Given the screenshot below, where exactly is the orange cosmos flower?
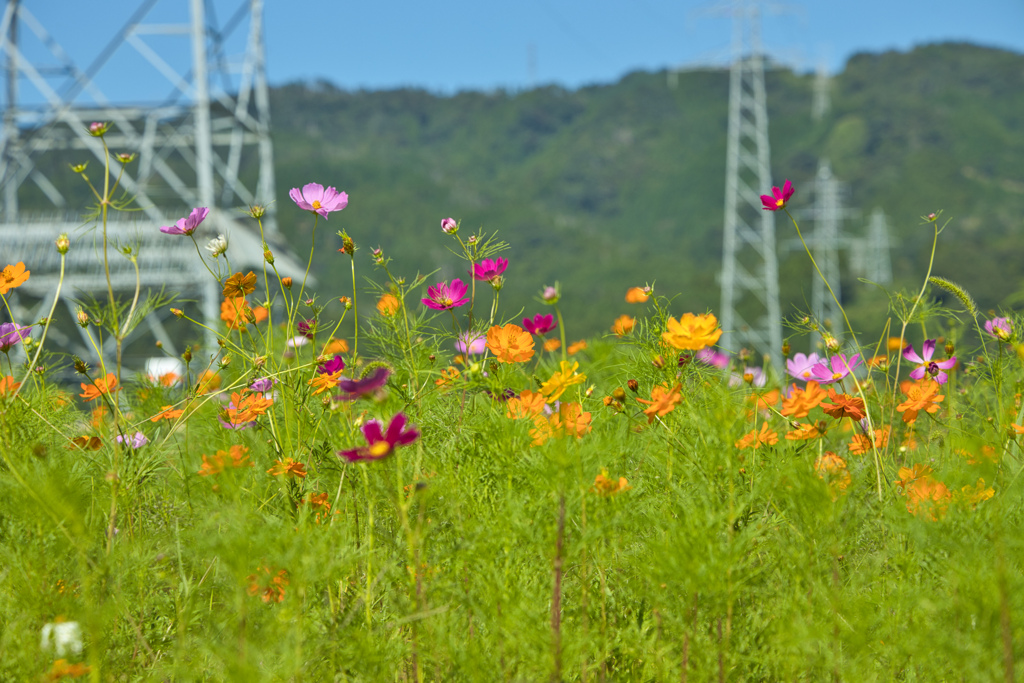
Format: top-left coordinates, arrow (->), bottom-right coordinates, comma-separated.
625,287 -> 650,303
735,422 -> 778,449
308,369 -> 343,395
637,382 -> 682,423
322,338 -> 349,355
0,262 -> 30,295
196,371 -> 221,394
849,427 -> 890,455
814,451 -> 851,497
221,297 -> 267,330
267,457 -> 307,479
224,390 -> 274,423
820,388 -> 866,421
612,314 -> 635,336
305,491 -> 333,523
68,435 -> 103,451
896,380 -> 944,424
551,402 -> 592,438
592,468 -> 631,496
486,323 -> 535,363
886,336 -> 905,352
247,566 -> 289,603
568,340 -> 588,355
435,366 -> 461,388
540,360 -> 586,401
79,373 -> 119,402
661,312 -> 723,351
198,445 -> 253,477
543,338 -> 561,352
506,389 -> 546,419
785,422 -> 822,440
958,478 -> 994,508
377,292 -> 401,316
222,271 -> 257,298
45,659 -> 91,680
781,381 -> 827,418
0,375 -> 21,396
150,405 -> 185,422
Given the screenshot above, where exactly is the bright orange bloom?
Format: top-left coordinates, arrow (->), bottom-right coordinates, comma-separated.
308,369 -> 343,395
224,390 -> 274,423
814,451 -> 851,496
958,478 -> 995,508
612,314 -> 635,336
896,380 -> 944,424
198,445 -> 253,477
529,415 -> 554,446
222,271 -> 257,298
486,323 -> 535,363
79,373 -> 119,402
305,491 -> 333,523
895,463 -> 950,520
637,382 -> 682,423
45,658 -> 90,680
150,405 -> 185,422
377,292 -> 401,316
0,375 -> 21,396
747,389 -> 780,417
267,457 -> 307,479
1013,424 -> 1024,435
196,371 -> 221,394
69,435 -> 103,451
865,355 -> 888,368
543,338 -> 561,352
592,468 -> 631,496
247,566 -> 289,603
735,422 -> 778,449
221,297 -> 267,330
568,339 -> 588,355
506,389 -> 546,419
821,388 -> 866,421
322,338 -> 349,355
530,402 -> 592,445
435,366 -> 461,388
157,372 -> 180,387
0,262 -> 30,295
625,287 -> 650,303
540,360 -> 586,401
661,312 -> 723,351
785,422 -> 822,440
887,336 -> 905,352
849,427 -> 890,455
781,381 -> 827,418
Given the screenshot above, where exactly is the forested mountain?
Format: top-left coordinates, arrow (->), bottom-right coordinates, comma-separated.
269,42 -> 1024,338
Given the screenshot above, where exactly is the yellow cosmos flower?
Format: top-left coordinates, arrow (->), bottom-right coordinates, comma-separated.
661,312 -> 723,351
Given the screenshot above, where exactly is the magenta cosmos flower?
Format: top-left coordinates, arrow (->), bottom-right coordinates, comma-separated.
471,258 -> 508,283
760,180 -> 794,211
160,207 -> 209,235
809,353 -> 861,384
903,340 -> 957,385
334,367 -> 391,401
422,278 -> 469,311
289,183 -> 348,219
317,355 -> 345,375
0,322 -> 31,352
337,413 -> 420,462
985,317 -> 1012,342
786,352 -> 823,382
522,313 -> 556,335
695,348 -> 729,369
456,332 -> 487,355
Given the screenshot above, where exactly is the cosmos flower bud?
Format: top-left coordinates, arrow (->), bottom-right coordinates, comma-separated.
823,335 -> 840,352
88,121 -> 110,137
264,249 -> 274,264
441,217 -> 458,234
70,162 -> 88,174
281,277 -> 292,289
945,341 -> 955,356
155,340 -> 163,348
116,152 -> 136,164
55,233 -> 70,254
541,285 -> 558,303
170,308 -> 184,318
652,355 -> 666,369
248,204 -> 266,219
182,348 -> 192,363
627,379 -> 639,393
782,342 -> 790,356
76,309 -> 89,327
678,353 -> 692,368
612,387 -> 627,401
73,356 -> 89,374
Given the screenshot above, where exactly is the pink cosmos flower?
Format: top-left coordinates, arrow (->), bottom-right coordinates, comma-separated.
334,367 -> 391,401
471,258 -> 508,283
786,352 -> 823,382
985,317 -> 1012,342
337,412 -> 419,462
903,340 -> 957,385
729,366 -> 766,387
809,353 -> 861,384
0,323 -> 31,352
160,207 -> 209,236
522,313 -> 556,335
422,278 -> 469,310
456,332 -> 487,355
441,217 -> 458,234
115,431 -> 149,449
297,318 -> 317,339
695,349 -> 729,369
289,183 -> 348,219
317,355 -> 345,375
250,377 -> 275,393
760,180 -> 794,211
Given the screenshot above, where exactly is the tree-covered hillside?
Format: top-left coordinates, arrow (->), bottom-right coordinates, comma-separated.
270,42 -> 1024,339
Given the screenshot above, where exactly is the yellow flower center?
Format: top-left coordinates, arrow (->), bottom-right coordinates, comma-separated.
312,200 -> 322,209
440,297 -> 452,307
831,372 -> 843,380
369,441 -> 391,458
776,198 -> 784,207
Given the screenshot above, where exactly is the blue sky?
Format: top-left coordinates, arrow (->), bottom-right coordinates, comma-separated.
8,0 -> 1024,104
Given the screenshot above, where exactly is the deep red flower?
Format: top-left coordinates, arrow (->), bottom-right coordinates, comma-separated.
522,313 -> 556,335
760,180 -> 794,211
337,413 -> 419,462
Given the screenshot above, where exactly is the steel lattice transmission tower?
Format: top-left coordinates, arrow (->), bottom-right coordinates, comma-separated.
718,0 -> 782,360
0,0 -> 301,365
810,159 -> 843,345
864,207 -> 892,286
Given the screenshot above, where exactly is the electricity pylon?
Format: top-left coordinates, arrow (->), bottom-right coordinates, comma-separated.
718,0 -> 782,361
864,207 -> 892,285
810,160 -> 843,344
0,0 -> 301,366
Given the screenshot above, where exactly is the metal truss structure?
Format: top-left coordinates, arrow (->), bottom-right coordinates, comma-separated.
863,207 -> 892,286
0,0 -> 302,367
718,0 -> 782,362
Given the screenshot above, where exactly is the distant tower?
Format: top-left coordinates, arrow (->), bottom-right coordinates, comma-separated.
810,160 -> 843,344
864,207 -> 892,285
0,0 -> 301,365
718,0 -> 782,361
811,62 -> 830,122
